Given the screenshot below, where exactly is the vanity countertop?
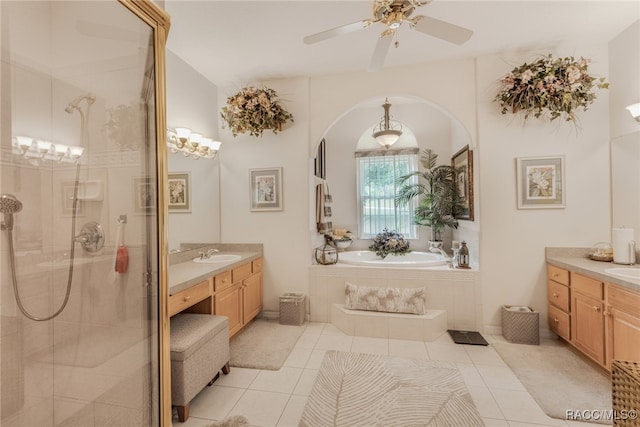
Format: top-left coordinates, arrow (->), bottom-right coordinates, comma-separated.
169,251 -> 262,295
546,247 -> 640,293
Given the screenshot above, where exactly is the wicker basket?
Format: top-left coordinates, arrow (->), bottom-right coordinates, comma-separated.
279,293 -> 306,326
611,360 -> 640,426
501,305 -> 539,345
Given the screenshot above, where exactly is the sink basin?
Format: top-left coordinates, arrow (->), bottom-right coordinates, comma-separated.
193,254 -> 242,264
605,267 -> 640,280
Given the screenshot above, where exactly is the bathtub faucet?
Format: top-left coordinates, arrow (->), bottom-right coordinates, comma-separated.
429,247 -> 454,269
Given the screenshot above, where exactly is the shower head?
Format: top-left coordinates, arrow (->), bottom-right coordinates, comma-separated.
65,94 -> 96,114
0,194 -> 23,231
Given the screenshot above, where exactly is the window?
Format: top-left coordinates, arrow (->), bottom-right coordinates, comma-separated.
357,152 -> 418,239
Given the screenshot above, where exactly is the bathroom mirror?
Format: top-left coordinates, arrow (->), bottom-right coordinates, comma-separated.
611,130 -> 640,241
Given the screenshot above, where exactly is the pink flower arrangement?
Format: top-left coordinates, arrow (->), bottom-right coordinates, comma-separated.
494,54 -> 609,125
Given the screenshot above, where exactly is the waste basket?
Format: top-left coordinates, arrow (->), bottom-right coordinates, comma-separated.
502,305 -> 539,345
279,293 -> 306,325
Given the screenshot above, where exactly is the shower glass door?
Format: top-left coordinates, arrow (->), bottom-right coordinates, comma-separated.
0,1 -> 167,425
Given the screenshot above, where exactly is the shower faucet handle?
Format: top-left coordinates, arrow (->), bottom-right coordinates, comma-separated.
74,221 -> 104,253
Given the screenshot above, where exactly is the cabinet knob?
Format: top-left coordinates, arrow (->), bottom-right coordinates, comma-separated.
553,318 -> 559,323
604,310 -> 612,317
184,295 -> 191,302
593,305 -> 600,312
553,273 -> 559,278
552,293 -> 559,298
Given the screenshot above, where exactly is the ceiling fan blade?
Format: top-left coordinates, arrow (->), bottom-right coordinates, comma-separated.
303,20 -> 373,45
411,15 -> 473,45
368,31 -> 394,72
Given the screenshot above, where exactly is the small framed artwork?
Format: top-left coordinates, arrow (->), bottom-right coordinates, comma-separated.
133,177 -> 156,214
62,182 -> 84,217
451,145 -> 474,220
516,156 -> 565,209
250,167 -> 283,211
168,172 -> 191,212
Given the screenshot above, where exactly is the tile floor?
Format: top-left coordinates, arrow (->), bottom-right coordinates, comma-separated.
172,323 -> 601,427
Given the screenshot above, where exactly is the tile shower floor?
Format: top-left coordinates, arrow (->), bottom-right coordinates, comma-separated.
172,323 -> 599,427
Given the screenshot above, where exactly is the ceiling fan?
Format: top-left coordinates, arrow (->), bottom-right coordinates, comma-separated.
303,0 -> 473,72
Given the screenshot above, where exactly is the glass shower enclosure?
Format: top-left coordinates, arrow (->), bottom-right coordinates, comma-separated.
0,1 -> 169,425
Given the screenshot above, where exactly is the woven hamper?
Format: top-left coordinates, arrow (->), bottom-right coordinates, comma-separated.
501,305 -> 539,345
280,293 -> 306,325
612,360 -> 640,426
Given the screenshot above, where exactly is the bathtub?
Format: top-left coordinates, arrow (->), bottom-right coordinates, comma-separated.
338,250 -> 448,267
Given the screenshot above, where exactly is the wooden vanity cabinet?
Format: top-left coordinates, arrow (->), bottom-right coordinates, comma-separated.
605,283 -> 640,369
547,265 -> 570,341
169,278 -> 213,317
547,262 -> 640,371
213,258 -> 263,337
570,273 -> 605,365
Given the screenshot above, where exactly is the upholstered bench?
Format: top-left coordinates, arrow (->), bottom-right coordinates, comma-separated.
170,313 -> 230,422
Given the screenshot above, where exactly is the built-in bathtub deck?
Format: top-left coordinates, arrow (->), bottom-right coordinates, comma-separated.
331,303 -> 447,341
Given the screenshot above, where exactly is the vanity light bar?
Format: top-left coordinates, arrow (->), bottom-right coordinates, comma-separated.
12,136 -> 84,164
166,128 -> 222,160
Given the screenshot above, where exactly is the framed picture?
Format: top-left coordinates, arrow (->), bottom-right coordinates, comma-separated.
314,139 -> 326,179
516,156 -> 565,209
451,145 -> 474,220
250,167 -> 283,211
168,172 -> 191,212
133,177 -> 156,214
62,182 -> 84,217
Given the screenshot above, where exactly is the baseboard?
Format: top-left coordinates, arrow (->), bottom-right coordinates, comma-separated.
258,310 -> 279,320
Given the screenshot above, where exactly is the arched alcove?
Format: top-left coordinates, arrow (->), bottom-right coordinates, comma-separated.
311,94 -> 479,259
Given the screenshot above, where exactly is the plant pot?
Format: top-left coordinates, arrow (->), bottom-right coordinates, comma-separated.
329,239 -> 352,251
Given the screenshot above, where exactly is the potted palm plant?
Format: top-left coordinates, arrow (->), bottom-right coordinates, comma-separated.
395,149 -> 463,247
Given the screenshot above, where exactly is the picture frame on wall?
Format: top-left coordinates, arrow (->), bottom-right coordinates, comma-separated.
451,145 -> 474,220
133,177 -> 156,215
516,155 -> 565,209
168,172 -> 191,212
250,167 -> 283,211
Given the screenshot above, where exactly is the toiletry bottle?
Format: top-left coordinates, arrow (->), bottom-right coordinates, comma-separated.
458,241 -> 470,268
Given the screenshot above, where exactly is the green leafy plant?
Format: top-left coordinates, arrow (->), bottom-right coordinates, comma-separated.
369,228 -> 411,258
220,86 -> 294,137
494,54 -> 608,125
395,149 -> 462,242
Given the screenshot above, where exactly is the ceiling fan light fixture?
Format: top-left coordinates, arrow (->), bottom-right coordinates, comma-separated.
372,98 -> 403,149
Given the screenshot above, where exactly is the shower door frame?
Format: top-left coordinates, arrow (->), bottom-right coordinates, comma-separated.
118,1 -> 172,425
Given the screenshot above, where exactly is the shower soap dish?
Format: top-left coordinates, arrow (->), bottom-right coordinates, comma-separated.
74,180 -> 104,201
588,242 -> 614,262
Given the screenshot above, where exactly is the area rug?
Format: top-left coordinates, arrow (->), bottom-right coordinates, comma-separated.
493,338 -> 612,424
229,318 -> 306,370
205,415 -> 250,427
300,351 -> 483,427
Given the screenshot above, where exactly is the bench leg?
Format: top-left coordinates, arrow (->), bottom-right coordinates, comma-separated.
176,404 -> 189,422
207,372 -> 220,386
222,362 -> 230,375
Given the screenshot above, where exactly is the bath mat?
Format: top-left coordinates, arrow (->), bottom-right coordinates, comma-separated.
447,329 -> 489,346
300,350 -> 483,427
229,318 -> 306,370
493,338 -> 611,424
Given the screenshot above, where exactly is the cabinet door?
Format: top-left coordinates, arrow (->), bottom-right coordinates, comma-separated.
215,284 -> 243,337
571,291 -> 605,365
242,272 -> 262,325
606,283 -> 640,368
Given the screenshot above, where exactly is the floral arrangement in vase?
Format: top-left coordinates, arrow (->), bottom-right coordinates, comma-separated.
494,54 -> 608,125
220,85 -> 294,137
369,228 -> 410,258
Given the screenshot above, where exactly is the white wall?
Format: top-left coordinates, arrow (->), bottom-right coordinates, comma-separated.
218,77 -> 311,313
476,47 -> 612,331
166,50 -> 220,251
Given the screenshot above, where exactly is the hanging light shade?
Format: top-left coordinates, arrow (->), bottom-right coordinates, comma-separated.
372,98 -> 403,149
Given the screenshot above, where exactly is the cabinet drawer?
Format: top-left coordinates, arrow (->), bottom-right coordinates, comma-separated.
547,280 -> 570,312
232,262 -> 252,282
169,279 -> 211,317
606,283 -> 640,318
548,304 -> 570,341
214,271 -> 232,292
547,265 -> 569,286
252,258 -> 263,273
572,273 -> 603,300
